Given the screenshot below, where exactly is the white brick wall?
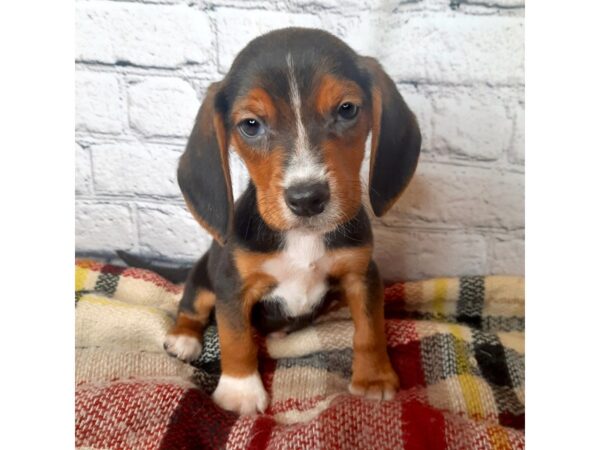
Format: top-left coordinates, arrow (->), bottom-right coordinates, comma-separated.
75,0 -> 524,280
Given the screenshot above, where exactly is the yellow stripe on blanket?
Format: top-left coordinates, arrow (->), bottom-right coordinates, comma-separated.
412,277 -> 460,316
448,323 -> 489,420
426,374 -> 499,420
487,424 -> 512,450
75,265 -> 88,292
433,278 -> 447,316
75,264 -> 100,292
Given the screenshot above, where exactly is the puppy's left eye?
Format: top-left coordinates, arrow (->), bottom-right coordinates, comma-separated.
337,102 -> 359,121
238,118 -> 265,139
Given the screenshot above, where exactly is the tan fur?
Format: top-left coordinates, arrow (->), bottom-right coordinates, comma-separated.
343,272 -> 399,396
234,249 -> 279,279
216,309 -> 259,377
169,312 -> 204,339
314,74 -> 363,117
168,289 -> 216,339
230,88 -> 290,230
232,87 -> 278,126
322,137 -> 366,222
232,135 -> 289,229
201,250 -> 278,378
369,88 -> 383,179
314,74 -> 372,223
193,290 -> 217,323
329,246 -> 373,278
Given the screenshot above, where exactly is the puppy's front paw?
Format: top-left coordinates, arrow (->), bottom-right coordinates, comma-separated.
164,334 -> 202,362
349,367 -> 399,401
212,372 -> 269,415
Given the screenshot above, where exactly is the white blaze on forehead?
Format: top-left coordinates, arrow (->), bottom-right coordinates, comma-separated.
284,53 -> 327,188
286,53 -> 308,155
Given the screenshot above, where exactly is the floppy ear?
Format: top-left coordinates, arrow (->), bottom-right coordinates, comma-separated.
362,57 -> 421,217
178,82 -> 233,245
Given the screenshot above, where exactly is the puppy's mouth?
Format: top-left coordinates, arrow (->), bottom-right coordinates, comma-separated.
291,214 -> 338,233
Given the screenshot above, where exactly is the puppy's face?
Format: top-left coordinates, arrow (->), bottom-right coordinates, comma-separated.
179,28 -> 421,244
228,56 -> 371,232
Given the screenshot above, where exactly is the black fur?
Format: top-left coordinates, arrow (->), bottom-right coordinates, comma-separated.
362,57 -> 422,216
178,83 -> 233,244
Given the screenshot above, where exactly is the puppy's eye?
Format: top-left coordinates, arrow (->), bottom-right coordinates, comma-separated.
337,102 -> 359,120
238,118 -> 265,139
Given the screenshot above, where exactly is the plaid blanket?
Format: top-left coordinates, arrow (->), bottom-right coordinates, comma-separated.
75,259 -> 525,449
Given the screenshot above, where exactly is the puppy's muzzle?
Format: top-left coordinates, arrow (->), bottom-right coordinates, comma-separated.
284,182 -> 330,217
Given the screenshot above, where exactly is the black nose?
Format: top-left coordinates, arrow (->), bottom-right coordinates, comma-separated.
284,182 -> 330,217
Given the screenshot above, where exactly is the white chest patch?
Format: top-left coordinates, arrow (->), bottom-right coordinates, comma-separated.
262,230 -> 332,317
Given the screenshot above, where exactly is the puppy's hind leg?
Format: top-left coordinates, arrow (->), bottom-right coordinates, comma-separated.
164,254 -> 215,362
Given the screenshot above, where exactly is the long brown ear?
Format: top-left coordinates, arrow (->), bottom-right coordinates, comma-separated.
178,82 -> 233,245
362,57 -> 421,217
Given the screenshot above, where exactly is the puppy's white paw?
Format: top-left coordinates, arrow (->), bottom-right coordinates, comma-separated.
164,334 -> 202,362
212,372 -> 269,415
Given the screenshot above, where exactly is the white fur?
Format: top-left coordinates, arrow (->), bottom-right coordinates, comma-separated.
283,155 -> 328,189
349,382 -> 396,401
262,230 -> 332,317
286,53 -> 308,156
281,53 -> 348,232
284,53 -> 328,189
164,334 -> 202,362
212,372 -> 269,415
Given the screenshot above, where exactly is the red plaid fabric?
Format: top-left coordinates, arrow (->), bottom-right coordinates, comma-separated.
76,260 -> 524,449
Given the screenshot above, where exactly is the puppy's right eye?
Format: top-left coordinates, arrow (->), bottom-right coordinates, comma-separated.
238,118 -> 265,139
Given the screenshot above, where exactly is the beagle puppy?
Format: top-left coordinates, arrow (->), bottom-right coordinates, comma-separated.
164,27 -> 421,415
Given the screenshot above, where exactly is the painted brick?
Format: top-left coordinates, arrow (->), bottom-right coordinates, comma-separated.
128,77 -> 200,137
75,143 -> 92,195
76,2 -> 214,68
381,163 -> 524,230
399,84 -> 434,153
286,0 -> 380,12
137,203 -> 212,259
113,0 -> 184,3
373,227 -> 487,281
75,202 -> 136,251
511,103 -> 525,164
348,14 -> 524,85
215,8 -> 321,72
76,71 -> 125,134
457,0 -> 523,7
207,0 -> 378,13
74,1 -> 525,277
488,234 -> 524,275
92,143 -> 181,197
431,87 -> 512,160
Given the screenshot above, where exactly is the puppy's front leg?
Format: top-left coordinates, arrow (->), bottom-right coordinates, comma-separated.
344,261 -> 399,400
212,275 -> 274,415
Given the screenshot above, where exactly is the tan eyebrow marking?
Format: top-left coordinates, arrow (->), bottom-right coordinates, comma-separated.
231,87 -> 277,125
315,74 -> 364,117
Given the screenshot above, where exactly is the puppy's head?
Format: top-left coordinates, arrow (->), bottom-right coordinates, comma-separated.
178,28 -> 421,244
